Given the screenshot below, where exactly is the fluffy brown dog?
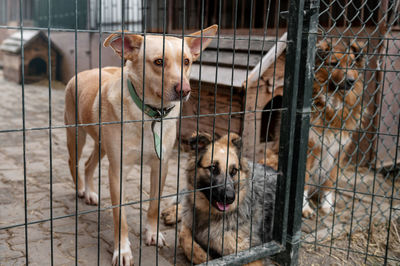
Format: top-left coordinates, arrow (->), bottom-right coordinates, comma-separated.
260,39 -> 365,218
162,133 -> 277,265
64,25 -> 217,265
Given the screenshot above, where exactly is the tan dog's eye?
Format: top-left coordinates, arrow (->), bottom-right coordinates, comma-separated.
154,59 -> 163,66
208,164 -> 220,176
328,61 -> 338,67
184,58 -> 190,65
230,167 -> 238,176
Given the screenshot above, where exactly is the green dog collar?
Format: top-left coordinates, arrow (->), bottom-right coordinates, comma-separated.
127,79 -> 174,159
127,79 -> 175,119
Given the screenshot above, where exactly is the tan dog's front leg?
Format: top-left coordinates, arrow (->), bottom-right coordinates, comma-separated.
161,203 -> 182,225
320,152 -> 345,216
145,160 -> 168,246
302,146 -> 317,218
179,223 -> 210,264
109,164 -> 133,266
210,231 -> 263,266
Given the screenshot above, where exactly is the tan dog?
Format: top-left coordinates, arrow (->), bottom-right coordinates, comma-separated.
260,39 -> 364,218
64,25 -> 218,265
301,39 -> 364,218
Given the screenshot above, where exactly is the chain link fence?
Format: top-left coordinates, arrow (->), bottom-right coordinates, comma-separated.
301,0 -> 400,265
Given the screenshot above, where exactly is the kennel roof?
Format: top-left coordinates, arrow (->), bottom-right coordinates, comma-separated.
189,35 -> 279,89
0,30 -> 61,54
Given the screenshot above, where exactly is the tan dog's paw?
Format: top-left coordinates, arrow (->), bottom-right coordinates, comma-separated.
161,205 -> 180,225
85,191 -> 98,205
319,205 -> 332,216
78,189 -> 85,198
112,246 -> 133,266
145,228 -> 166,247
319,192 -> 333,216
302,205 -> 315,219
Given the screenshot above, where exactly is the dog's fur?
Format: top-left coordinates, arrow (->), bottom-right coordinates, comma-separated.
64,25 -> 217,265
162,133 -> 276,264
260,39 -> 364,218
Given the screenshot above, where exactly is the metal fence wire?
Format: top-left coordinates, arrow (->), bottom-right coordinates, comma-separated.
301,1 -> 400,265
0,0 -> 399,265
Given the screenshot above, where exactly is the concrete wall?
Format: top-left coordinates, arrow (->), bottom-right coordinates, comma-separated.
50,32 -> 121,83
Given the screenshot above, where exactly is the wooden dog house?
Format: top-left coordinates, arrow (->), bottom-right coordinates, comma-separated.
182,33 -> 287,161
0,30 -> 61,83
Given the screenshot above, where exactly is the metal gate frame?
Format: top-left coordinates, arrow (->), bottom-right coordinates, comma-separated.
206,0 -> 320,265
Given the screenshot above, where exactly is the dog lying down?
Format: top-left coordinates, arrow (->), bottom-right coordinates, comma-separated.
162,133 -> 277,265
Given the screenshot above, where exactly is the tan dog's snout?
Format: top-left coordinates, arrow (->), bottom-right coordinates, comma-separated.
331,68 -> 359,91
175,81 -> 191,97
344,74 -> 356,89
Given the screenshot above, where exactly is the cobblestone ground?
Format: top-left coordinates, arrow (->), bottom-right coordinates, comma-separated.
0,71 -> 189,265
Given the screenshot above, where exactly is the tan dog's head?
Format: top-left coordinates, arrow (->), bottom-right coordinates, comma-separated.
315,39 -> 365,92
186,133 -> 248,214
313,39 -> 365,130
103,25 -> 218,107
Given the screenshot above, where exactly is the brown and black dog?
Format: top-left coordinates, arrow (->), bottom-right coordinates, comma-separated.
162,133 -> 277,265
261,39 -> 365,218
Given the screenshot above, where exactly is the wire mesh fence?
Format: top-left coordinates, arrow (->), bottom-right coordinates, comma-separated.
0,0 -> 399,265
299,0 -> 400,265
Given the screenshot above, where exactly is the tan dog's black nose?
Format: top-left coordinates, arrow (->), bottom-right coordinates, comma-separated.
344,77 -> 356,90
224,189 -> 236,204
175,81 -> 191,97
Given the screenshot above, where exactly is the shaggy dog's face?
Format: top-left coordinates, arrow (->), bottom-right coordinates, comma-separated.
312,39 -> 365,129
187,133 -> 246,213
314,39 -> 365,93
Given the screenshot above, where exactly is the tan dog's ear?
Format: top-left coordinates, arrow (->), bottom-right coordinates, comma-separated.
229,133 -> 242,151
104,33 -> 143,60
315,40 -> 331,63
229,133 -> 248,173
188,132 -> 212,152
317,40 -> 331,51
185,24 -> 218,61
239,157 -> 249,178
350,41 -> 365,67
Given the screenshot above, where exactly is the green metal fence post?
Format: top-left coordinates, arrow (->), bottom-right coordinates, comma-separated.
274,0 -> 320,265
271,0 -> 305,249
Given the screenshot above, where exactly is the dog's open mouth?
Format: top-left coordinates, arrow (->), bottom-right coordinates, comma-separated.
215,201 -> 231,212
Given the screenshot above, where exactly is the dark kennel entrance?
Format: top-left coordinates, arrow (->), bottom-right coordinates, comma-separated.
26,57 -> 47,82
261,96 -> 283,143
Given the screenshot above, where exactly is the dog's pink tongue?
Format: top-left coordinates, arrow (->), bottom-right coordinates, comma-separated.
216,202 -> 230,211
